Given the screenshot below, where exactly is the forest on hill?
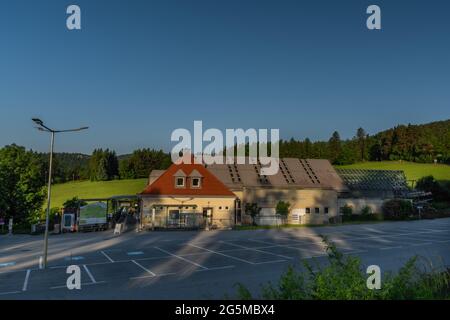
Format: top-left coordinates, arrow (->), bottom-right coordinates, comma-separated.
280,119 -> 450,165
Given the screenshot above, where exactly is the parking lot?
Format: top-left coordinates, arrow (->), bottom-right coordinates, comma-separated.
1,218 -> 450,299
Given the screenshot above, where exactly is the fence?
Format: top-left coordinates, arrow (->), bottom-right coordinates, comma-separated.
254,215 -> 287,226
143,213 -> 234,230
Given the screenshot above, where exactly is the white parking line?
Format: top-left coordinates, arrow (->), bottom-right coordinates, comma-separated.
254,260 -> 287,265
302,253 -> 328,259
410,243 -> 433,247
388,235 -> 438,243
248,239 -> 326,256
64,256 -> 85,262
379,246 -> 403,251
342,249 -> 368,255
154,247 -> 208,270
422,228 -> 445,233
195,265 -> 235,272
127,251 -> 144,256
22,269 -> 31,291
434,239 -> 450,243
403,234 -> 450,242
221,241 -> 294,260
130,272 -> 177,280
83,265 -> 97,284
132,260 -> 156,277
0,291 -> 21,296
101,251 -> 115,263
188,244 -> 261,265
363,227 -> 385,234
0,262 -> 16,268
50,282 -> 106,290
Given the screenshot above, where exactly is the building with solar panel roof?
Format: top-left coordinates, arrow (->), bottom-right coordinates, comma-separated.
142,158 -> 412,228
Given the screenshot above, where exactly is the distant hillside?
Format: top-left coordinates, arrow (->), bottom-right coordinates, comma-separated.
280,119 -> 450,165
370,119 -> 450,163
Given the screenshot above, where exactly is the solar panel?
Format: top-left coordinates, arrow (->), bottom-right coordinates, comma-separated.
336,169 -> 408,191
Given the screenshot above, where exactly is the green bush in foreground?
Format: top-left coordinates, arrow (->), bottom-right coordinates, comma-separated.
382,199 -> 414,220
236,237 -> 450,300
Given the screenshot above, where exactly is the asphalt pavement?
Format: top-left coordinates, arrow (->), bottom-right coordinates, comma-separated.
1,218 -> 449,299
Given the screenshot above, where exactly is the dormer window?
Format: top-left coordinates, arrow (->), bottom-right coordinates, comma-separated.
176,177 -> 185,188
189,169 -> 203,189
173,169 -> 187,188
191,177 -> 201,188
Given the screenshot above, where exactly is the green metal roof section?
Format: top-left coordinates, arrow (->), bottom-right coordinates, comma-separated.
336,169 -> 409,192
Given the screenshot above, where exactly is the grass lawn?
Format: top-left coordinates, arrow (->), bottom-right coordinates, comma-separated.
336,161 -> 450,182
50,179 -> 148,209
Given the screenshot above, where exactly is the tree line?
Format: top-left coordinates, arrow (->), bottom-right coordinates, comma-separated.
87,148 -> 172,181
279,119 -> 450,165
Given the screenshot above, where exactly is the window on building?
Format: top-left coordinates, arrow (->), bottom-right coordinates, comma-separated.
315,207 -> 320,214
305,208 -> 311,214
324,207 -> 329,214
191,177 -> 201,188
175,177 -> 185,188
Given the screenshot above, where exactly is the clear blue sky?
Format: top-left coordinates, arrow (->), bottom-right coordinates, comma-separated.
0,0 -> 449,154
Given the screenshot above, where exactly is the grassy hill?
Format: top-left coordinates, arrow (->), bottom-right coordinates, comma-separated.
50,179 -> 148,209
336,161 -> 450,182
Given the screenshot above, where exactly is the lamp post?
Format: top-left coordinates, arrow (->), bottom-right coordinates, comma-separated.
32,118 -> 88,269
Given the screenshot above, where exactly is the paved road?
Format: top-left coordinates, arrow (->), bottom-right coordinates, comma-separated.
1,218 -> 449,299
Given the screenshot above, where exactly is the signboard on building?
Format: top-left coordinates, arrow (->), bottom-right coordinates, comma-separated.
79,202 -> 107,226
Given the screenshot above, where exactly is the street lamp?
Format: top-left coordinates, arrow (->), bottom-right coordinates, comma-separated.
32,118 -> 88,269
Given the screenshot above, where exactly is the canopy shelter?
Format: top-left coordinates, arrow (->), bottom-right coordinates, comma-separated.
62,195 -> 141,232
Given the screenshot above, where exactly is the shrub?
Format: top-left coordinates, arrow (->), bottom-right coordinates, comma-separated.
341,205 -> 353,217
416,176 -> 450,202
235,237 -> 450,300
382,199 -> 413,220
63,197 -> 87,210
276,201 -> 291,217
361,206 -> 373,216
244,203 -> 262,226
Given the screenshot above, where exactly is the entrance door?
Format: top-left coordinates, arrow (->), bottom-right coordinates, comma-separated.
63,214 -> 75,231
168,210 -> 180,228
235,199 -> 242,225
203,208 -> 213,228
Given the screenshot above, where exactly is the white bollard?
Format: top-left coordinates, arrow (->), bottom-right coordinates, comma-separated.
8,218 -> 13,236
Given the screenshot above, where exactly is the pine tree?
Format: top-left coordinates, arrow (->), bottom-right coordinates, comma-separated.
328,131 -> 342,164
356,127 -> 367,161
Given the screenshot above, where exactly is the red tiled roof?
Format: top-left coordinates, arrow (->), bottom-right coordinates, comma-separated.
140,162 -> 235,197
